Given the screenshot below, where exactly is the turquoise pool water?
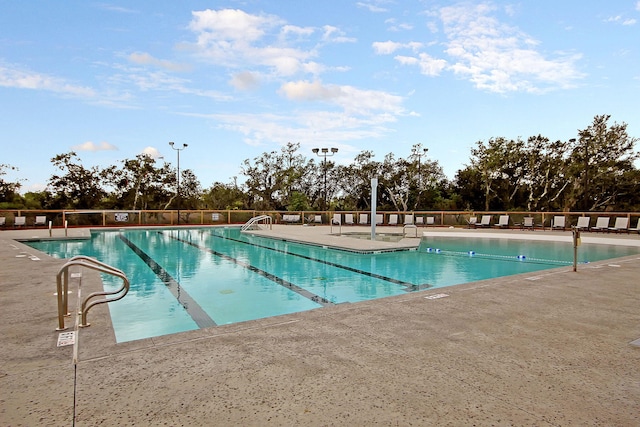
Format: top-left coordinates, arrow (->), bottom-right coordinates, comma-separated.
27,228 -> 638,342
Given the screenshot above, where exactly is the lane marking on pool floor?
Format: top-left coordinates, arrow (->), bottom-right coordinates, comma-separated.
207,231 -> 432,292
163,233 -> 335,307
118,234 -> 218,328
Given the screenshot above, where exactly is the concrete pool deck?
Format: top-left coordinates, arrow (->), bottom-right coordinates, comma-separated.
1,225 -> 639,426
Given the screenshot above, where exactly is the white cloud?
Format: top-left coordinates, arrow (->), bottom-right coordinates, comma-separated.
128,52 -> 191,72
637,1 -> 640,11
141,146 -> 162,159
436,3 -> 584,93
187,8 -> 351,78
321,25 -> 357,43
279,80 -> 404,115
357,2 -> 388,13
373,41 -> 423,55
0,62 -> 96,98
229,71 -> 261,90
622,19 -> 637,25
71,141 -> 118,152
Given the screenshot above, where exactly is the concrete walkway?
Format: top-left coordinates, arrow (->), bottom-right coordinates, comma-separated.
1,225 -> 639,426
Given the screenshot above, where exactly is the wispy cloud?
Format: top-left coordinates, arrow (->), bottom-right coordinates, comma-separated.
0,62 -> 96,97
357,2 -> 388,13
187,9 -> 353,79
71,141 -> 118,152
438,3 -> 584,93
128,52 -> 192,72
374,2 -> 584,93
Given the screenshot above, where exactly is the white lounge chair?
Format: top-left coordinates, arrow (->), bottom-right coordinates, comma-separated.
494,215 -> 510,228
313,215 -> 322,224
478,215 -> 492,227
630,219 -> 640,234
575,216 -> 590,231
35,215 -> 47,227
359,214 -> 368,225
426,216 -> 435,226
344,213 -> 354,225
331,213 -> 341,225
466,217 -> 477,228
521,217 -> 535,230
415,216 -> 424,226
375,214 -> 383,225
591,217 -> 610,232
404,214 -> 414,225
14,216 -> 26,228
0,217 -> 5,227
551,216 -> 566,231
388,214 -> 398,226
608,217 -> 629,233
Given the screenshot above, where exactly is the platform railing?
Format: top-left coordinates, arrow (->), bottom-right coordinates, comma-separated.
241,215 -> 273,231
56,255 -> 130,330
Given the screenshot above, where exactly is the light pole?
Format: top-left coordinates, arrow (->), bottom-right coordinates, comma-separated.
169,142 -> 188,225
412,145 -> 428,207
312,147 -> 338,211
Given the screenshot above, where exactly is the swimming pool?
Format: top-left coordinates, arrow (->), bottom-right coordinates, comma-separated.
27,227 -> 639,342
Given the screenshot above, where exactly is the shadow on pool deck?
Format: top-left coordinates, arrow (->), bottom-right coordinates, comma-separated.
1,225 -> 639,426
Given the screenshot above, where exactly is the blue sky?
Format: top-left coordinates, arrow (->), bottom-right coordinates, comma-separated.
2,1 -> 639,192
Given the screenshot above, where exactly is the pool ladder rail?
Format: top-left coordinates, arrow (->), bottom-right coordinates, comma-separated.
55,255 -> 130,331
241,215 -> 273,231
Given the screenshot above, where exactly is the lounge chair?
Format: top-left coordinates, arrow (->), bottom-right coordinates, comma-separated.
551,216 -> 566,231
306,215 -> 322,224
415,216 -> 424,226
331,213 -> 341,225
591,216 -> 610,232
0,217 -> 5,227
521,217 -> 535,230
404,214 -> 414,225
14,216 -> 26,228
575,216 -> 590,231
35,215 -> 47,227
630,219 -> 640,234
478,215 -> 492,227
494,215 -> 510,228
608,217 -> 629,233
375,214 -> 383,225
388,214 -> 398,226
466,217 -> 477,228
344,214 -> 354,225
426,216 -> 435,226
359,214 -> 368,225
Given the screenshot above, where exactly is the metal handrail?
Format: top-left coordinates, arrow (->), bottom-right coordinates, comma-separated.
56,256 -> 130,330
241,215 -> 273,231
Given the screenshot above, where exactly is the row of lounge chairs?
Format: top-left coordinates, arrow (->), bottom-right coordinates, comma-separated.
468,215 -> 638,233
328,213 -> 436,226
0,216 -> 48,228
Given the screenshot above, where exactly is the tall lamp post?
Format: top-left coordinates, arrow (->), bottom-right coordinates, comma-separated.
169,142 -> 188,225
412,145 -> 428,208
312,147 -> 338,211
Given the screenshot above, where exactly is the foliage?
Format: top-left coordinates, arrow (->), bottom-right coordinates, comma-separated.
2,115 -> 638,212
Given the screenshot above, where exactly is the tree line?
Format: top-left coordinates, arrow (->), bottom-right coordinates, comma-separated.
1,115 -> 639,212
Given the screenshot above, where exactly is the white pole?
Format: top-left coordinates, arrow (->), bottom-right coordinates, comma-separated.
65,220 -> 68,237
371,178 -> 378,241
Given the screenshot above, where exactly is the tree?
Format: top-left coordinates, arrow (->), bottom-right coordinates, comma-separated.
47,152 -> 108,209
0,164 -> 24,207
203,178 -> 247,210
567,115 -> 639,211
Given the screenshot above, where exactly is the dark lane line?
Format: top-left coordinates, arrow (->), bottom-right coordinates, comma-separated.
163,233 -> 334,307
118,233 -> 217,328
214,231 -> 433,292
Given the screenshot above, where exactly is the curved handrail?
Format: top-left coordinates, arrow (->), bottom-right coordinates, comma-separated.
55,256 -> 130,330
241,215 -> 272,231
